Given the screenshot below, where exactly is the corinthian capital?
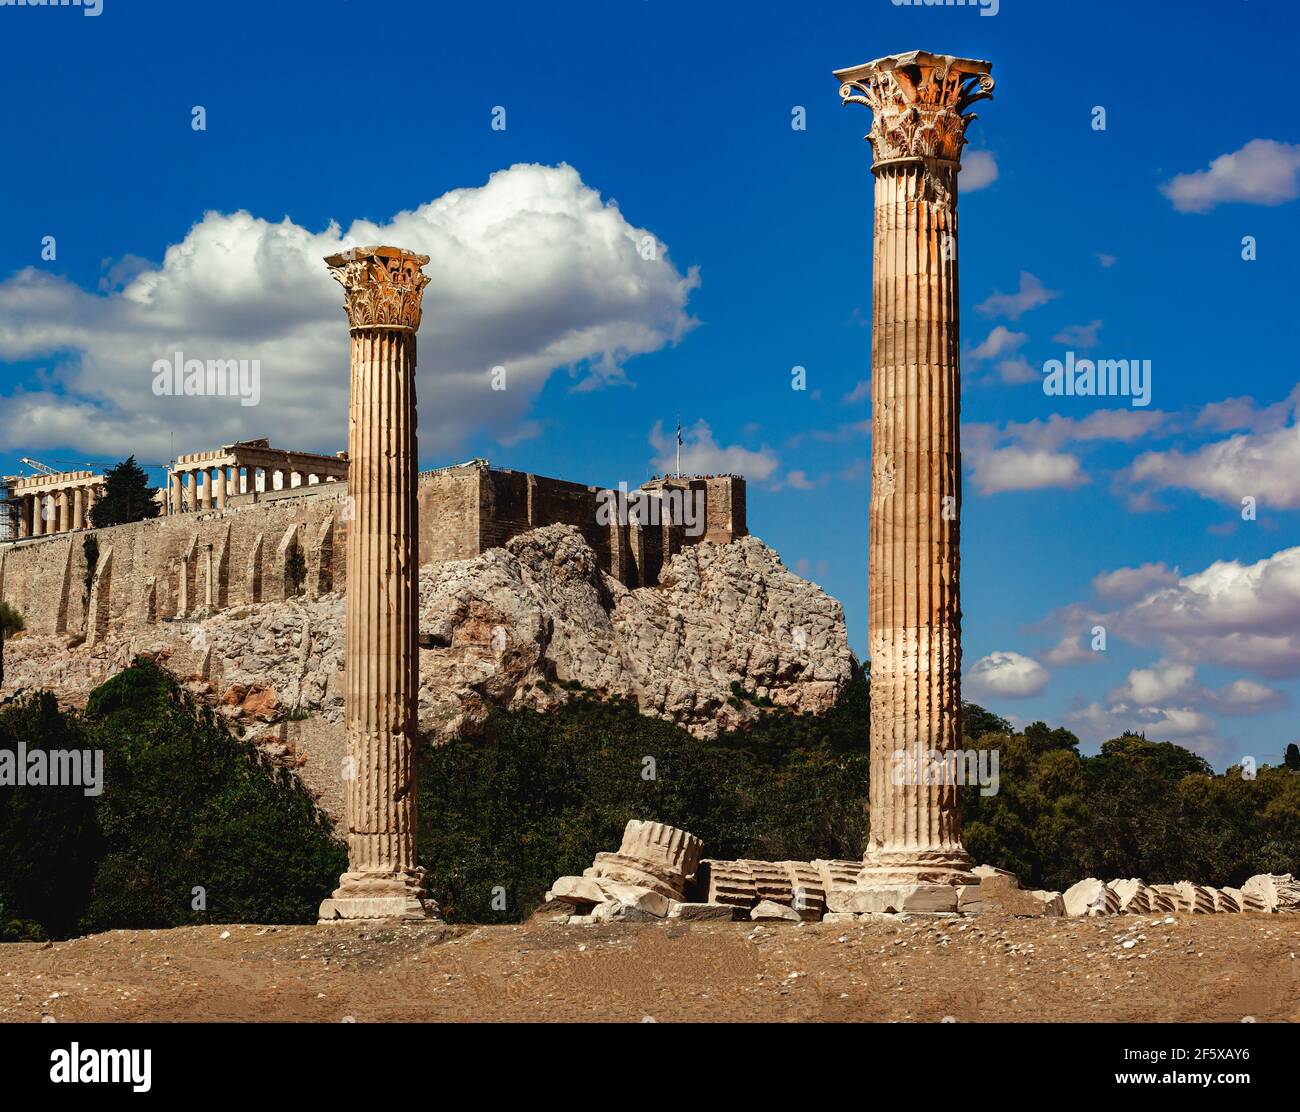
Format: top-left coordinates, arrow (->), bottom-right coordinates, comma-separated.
325,245 -> 431,331
834,50 -> 993,166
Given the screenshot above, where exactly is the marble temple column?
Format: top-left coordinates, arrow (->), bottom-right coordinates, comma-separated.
835,51 -> 994,890
72,487 -> 85,531
318,244 -> 440,922
171,471 -> 183,515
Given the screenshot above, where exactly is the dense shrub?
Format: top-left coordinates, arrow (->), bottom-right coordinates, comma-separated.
420,675 -> 1300,921
418,672 -> 872,922
4,652 -> 1299,936
962,725 -> 1300,891
0,692 -> 101,939
0,660 -> 345,938
80,660 -> 346,930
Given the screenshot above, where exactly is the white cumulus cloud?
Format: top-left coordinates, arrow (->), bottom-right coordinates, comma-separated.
649,419 -> 778,481
1092,561 -> 1180,602
0,163 -> 700,463
1161,139 -> 1300,213
965,651 -> 1050,698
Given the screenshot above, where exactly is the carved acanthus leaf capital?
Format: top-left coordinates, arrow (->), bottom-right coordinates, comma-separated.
834,50 -> 993,167
325,245 -> 431,332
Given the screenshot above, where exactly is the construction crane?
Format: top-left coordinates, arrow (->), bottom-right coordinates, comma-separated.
17,455 -> 169,476
18,456 -> 61,476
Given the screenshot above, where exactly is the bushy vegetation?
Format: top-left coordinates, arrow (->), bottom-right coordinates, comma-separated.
0,660 -> 345,939
418,673 -> 871,922
3,654 -> 1298,936
419,674 -> 1300,922
963,725 -> 1300,891
0,692 -> 99,941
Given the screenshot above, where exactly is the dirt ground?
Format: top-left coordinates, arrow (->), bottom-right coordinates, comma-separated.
2,913 -> 1298,1023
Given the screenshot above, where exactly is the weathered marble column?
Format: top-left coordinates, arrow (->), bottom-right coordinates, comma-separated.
170,471 -> 183,515
72,488 -> 85,531
835,51 -> 994,888
319,245 -> 440,922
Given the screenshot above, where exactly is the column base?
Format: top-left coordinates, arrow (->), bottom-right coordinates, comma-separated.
855,848 -> 978,889
318,869 -> 442,923
822,851 -> 976,915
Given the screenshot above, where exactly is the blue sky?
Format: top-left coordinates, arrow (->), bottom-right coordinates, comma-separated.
1,0 -> 1297,767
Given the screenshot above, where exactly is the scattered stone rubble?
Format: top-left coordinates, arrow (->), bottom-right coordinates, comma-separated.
539,820 -> 1300,925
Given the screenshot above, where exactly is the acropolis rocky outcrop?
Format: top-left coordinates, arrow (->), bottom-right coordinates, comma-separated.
0,523 -> 852,747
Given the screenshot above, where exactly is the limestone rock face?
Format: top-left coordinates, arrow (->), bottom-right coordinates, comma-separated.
0,525 -> 853,748
608,534 -> 851,730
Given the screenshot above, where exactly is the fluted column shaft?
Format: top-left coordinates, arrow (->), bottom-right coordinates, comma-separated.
863,159 -> 969,880
344,327 -> 421,875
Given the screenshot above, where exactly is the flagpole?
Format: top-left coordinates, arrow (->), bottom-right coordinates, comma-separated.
675,413 -> 681,478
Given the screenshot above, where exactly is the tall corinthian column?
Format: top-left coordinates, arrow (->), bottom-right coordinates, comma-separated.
318,245 -> 440,922
835,51 -> 994,892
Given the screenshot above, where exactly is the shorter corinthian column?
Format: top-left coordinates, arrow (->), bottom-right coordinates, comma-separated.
318,245 -> 440,923
834,51 -> 994,899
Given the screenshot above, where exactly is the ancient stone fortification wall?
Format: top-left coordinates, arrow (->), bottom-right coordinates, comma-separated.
1,463 -> 747,640
0,487 -> 344,642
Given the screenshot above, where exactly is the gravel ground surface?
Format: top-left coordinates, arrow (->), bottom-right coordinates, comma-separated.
3,913 -> 1298,1023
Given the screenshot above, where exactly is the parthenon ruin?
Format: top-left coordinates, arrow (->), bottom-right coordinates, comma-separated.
3,470 -> 104,539
167,439 -> 349,515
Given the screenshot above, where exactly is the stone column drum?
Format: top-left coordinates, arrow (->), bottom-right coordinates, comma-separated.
319,245 -> 440,922
835,51 -> 994,890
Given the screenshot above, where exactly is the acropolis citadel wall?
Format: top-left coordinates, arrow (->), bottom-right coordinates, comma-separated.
0,461 -> 746,643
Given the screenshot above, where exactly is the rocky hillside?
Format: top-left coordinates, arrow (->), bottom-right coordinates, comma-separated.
0,526 -> 853,745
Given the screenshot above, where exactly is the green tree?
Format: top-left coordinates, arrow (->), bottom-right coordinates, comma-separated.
0,691 -> 101,939
1285,743 -> 1300,772
79,659 -> 346,931
962,702 -> 1012,741
417,673 -> 872,922
89,456 -> 160,528
0,599 -> 23,691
